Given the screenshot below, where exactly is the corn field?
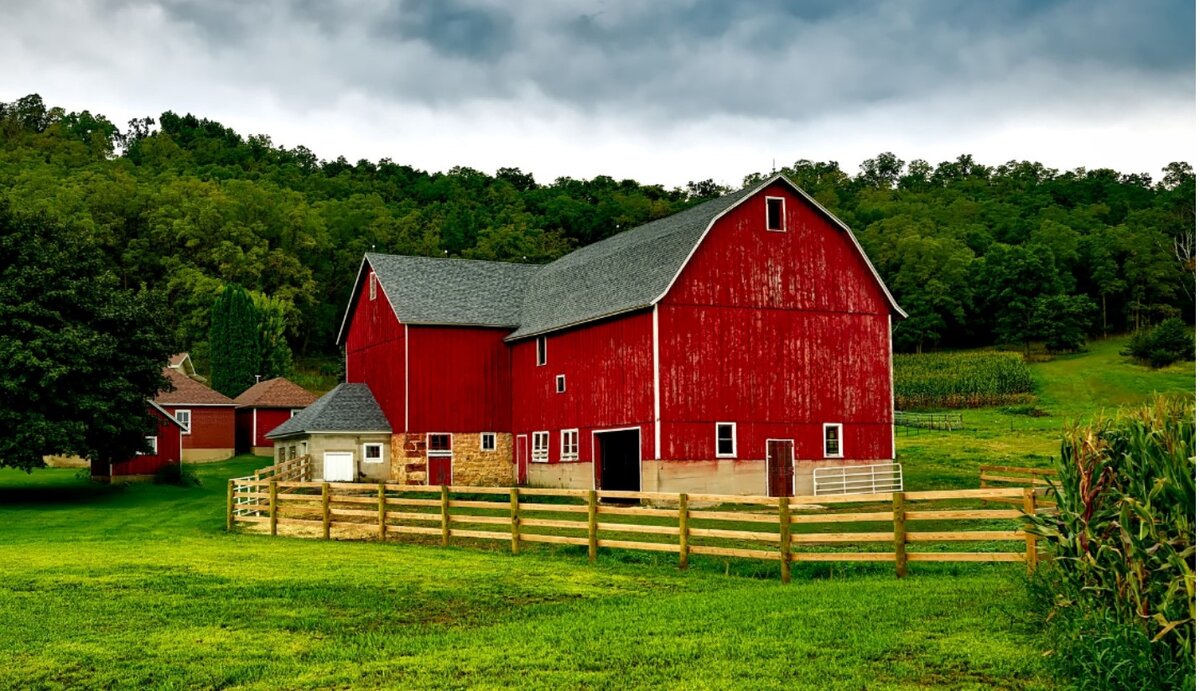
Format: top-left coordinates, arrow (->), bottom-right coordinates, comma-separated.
893,351 -> 1035,410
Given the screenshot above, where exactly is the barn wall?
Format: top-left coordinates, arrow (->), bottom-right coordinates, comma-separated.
407,326 -> 513,432
511,310 -> 655,463
253,408 -> 295,450
161,405 -> 234,461
345,268 -> 406,431
109,408 -> 182,478
658,181 -> 894,463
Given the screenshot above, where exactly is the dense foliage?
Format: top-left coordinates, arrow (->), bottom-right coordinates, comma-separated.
209,284 -> 259,398
0,94 -> 1193,361
1124,317 -> 1195,368
893,352 -> 1034,409
0,203 -> 174,470
1029,397 -> 1195,689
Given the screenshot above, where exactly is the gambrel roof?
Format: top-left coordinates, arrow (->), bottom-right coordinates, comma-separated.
336,175 -> 904,344
265,383 -> 391,439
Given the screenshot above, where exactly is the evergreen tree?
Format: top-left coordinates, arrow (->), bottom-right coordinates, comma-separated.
251,291 -> 293,379
209,284 -> 258,397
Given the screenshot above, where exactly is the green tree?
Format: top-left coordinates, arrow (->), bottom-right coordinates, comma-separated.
0,204 -> 174,471
977,244 -> 1065,351
209,284 -> 258,397
251,291 -> 293,378
1031,294 -> 1096,352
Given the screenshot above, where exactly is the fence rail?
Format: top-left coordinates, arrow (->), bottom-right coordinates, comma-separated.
228,479 -> 1043,582
895,411 -> 964,431
978,464 -> 1059,507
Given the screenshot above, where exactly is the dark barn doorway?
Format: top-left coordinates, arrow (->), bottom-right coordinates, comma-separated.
767,439 -> 795,497
596,429 -> 640,492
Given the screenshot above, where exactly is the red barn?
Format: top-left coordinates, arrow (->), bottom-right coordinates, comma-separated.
320,175 -> 904,496
155,367 -> 236,462
90,401 -> 185,482
234,377 -> 318,456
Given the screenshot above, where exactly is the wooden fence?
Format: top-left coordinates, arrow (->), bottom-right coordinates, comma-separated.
894,411 -> 964,431
227,480 -> 1043,582
979,464 -> 1058,507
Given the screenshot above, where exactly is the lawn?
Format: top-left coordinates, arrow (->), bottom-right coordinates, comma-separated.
0,335 -> 1188,689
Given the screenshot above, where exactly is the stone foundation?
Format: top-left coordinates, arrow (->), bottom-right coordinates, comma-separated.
390,432 -> 513,486
527,461 -> 594,489
641,458 -> 879,496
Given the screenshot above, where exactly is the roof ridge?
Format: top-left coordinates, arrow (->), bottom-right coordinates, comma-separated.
365,252 -> 544,270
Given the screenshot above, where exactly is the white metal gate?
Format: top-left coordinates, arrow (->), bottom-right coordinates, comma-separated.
812,462 -> 903,496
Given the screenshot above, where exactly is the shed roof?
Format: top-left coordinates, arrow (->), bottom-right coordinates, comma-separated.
154,367 -> 236,406
265,383 -> 391,439
234,377 -> 319,409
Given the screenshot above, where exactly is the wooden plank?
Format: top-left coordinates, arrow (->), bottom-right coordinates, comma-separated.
389,498 -> 442,508
447,500 -> 509,510
322,483 -> 331,540
226,480 -> 234,532
689,527 -> 777,542
792,492 -> 895,505
440,486 -> 450,547
269,481 -> 278,537
445,486 -> 513,495
587,490 -> 598,562
275,492 -> 323,501
979,474 -> 1058,485
688,545 -> 778,560
904,488 -> 1026,501
234,515 -> 270,524
510,487 -> 520,556
449,515 -> 511,526
389,525 -> 442,537
906,552 -> 1025,563
596,505 -> 678,518
515,487 -> 591,498
678,493 -> 689,571
791,511 -> 894,524
790,552 -> 894,563
378,484 -> 387,541
521,518 -> 586,530
894,492 -> 906,579
689,510 -> 778,524
687,493 -> 778,506
979,465 -> 1057,476
327,495 -> 383,506
276,517 -> 324,527
521,533 -> 590,546
791,532 -> 894,544
596,522 -> 680,536
1024,488 -> 1038,574
388,511 -> 441,522
449,529 -> 510,541
596,489 -> 679,501
906,531 -> 1026,542
778,496 -> 792,584
517,503 -> 588,514
329,508 -> 377,519
597,538 -> 679,553
235,492 -> 272,500
905,509 -> 1023,521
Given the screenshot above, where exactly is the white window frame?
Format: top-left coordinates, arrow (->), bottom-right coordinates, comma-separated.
480,432 -> 496,452
362,442 -> 384,463
555,374 -> 566,394
560,429 -> 579,461
531,431 -> 550,462
427,433 -> 453,457
823,423 -> 844,459
536,336 -> 547,366
369,272 -> 377,301
139,435 -> 157,455
175,409 -> 191,435
715,422 -> 737,458
765,196 -> 786,232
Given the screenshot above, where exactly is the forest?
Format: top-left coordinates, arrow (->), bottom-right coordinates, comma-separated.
0,93 -> 1193,370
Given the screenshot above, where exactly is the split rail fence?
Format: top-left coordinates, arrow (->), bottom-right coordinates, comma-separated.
978,464 -> 1059,507
228,479 -> 1044,582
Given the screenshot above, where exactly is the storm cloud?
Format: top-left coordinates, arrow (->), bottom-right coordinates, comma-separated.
0,0 -> 1193,185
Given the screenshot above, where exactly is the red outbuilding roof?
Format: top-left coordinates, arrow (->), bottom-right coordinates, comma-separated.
234,377 -> 318,409
154,367 -> 236,406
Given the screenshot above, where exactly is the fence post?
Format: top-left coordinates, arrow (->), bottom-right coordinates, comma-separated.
778,496 -> 792,584
510,487 -> 520,555
378,483 -> 387,542
440,485 -> 450,547
322,482 -> 331,540
892,491 -> 906,578
1024,487 -> 1038,574
587,489 -> 598,563
269,480 -> 278,537
226,479 -> 235,531
678,493 -> 689,570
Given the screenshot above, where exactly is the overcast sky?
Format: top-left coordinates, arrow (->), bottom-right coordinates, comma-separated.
1,0 -> 1194,187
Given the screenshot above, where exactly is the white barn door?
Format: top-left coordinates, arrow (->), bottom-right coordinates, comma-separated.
323,452 -> 355,482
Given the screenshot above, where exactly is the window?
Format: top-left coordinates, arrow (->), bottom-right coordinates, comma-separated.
536,336 -> 547,366
138,436 -> 157,455
560,429 -> 579,461
175,409 -> 191,435
428,433 -> 452,457
715,422 -> 737,458
369,272 -> 377,301
480,432 -> 496,452
363,443 -> 384,463
531,431 -> 549,462
766,197 -> 785,232
555,374 -> 566,394
823,423 -> 843,458
290,409 -> 302,418
288,445 -> 297,460
278,446 -> 286,463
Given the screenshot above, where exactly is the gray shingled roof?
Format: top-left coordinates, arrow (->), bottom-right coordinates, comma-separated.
265,383 -> 391,438
366,254 -> 542,327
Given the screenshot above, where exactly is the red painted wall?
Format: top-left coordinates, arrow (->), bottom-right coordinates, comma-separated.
161,405 -> 235,450
109,407 -> 182,476
658,181 -> 894,462
345,269 -> 406,430
408,325 -> 512,433
511,310 -> 654,463
236,408 -> 295,450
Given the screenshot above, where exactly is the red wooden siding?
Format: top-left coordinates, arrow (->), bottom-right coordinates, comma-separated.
161,405 -> 235,450
345,269 -> 406,430
511,311 -> 655,463
407,325 -> 513,432
658,182 -> 894,462
110,406 -> 182,476
237,408 -> 296,450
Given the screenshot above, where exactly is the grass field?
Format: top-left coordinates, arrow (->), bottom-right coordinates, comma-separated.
0,335 -> 1190,689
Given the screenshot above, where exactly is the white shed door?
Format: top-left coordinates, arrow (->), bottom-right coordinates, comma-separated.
323,452 -> 355,482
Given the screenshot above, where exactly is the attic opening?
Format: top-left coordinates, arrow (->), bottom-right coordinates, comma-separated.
766,197 -> 785,232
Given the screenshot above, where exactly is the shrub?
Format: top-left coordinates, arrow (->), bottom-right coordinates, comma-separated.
893,351 -> 1035,409
1027,397 -> 1195,689
1124,318 -> 1194,368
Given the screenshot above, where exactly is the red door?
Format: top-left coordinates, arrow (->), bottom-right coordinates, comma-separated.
428,456 -> 452,486
515,435 -> 528,485
767,440 -> 794,497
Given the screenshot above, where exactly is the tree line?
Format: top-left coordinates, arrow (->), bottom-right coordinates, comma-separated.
1,94 -> 1193,366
